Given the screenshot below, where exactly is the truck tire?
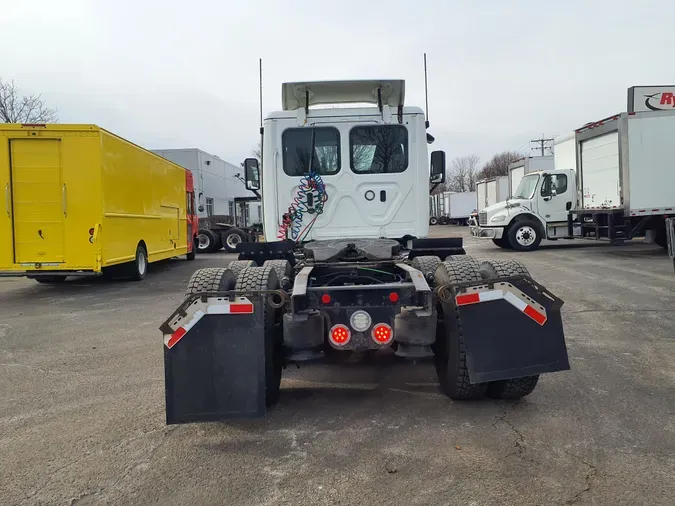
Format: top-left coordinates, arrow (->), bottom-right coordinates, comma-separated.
439,216 -> 449,225
433,261 -> 487,400
185,267 -> 236,296
128,244 -> 148,281
429,217 -> 439,226
186,248 -> 196,261
223,228 -> 247,252
411,255 -> 441,279
507,219 -> 542,252
477,259 -> 540,399
445,255 -> 480,270
228,260 -> 256,280
477,258 -> 530,280
486,376 -> 540,400
235,266 -> 283,407
492,237 -> 511,249
263,259 -> 292,283
197,230 -> 218,254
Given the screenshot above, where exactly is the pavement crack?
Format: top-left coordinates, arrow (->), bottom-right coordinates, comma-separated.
563,450 -> 598,505
493,402 -> 537,463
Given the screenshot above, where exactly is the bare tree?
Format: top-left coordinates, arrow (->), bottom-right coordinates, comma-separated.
447,155 -> 480,192
0,78 -> 58,123
477,151 -> 523,180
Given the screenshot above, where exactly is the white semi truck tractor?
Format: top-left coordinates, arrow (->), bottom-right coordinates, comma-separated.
159,80 -> 569,422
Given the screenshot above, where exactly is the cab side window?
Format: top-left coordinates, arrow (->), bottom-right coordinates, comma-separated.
542,174 -> 567,196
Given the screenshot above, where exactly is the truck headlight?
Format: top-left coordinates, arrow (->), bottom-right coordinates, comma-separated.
491,215 -> 506,223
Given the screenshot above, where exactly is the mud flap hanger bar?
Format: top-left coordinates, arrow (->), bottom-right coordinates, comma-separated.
159,290 -> 288,336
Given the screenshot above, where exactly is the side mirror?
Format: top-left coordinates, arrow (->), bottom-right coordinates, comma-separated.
243,158 -> 260,190
430,150 -> 446,184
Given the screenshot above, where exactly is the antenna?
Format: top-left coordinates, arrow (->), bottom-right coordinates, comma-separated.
423,53 -> 430,128
259,58 -> 264,134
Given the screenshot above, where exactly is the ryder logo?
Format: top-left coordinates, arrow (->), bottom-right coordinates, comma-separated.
644,92 -> 675,111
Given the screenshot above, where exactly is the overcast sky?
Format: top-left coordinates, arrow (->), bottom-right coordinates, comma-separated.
2,0 -> 673,166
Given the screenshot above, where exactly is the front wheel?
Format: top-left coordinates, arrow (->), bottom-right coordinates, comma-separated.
429,217 -> 439,226
492,237 -> 511,249
507,220 -> 542,252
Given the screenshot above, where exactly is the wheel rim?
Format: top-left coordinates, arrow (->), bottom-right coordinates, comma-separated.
198,233 -> 211,250
226,233 -> 242,249
515,226 -> 537,246
138,251 -> 147,275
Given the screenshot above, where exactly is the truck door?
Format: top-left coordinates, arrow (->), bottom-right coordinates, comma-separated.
10,139 -> 65,264
537,172 -> 573,223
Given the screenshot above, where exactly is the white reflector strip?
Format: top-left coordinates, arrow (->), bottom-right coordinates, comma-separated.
503,291 -> 527,312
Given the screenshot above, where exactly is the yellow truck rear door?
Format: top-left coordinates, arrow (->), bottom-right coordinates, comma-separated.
10,139 -> 65,264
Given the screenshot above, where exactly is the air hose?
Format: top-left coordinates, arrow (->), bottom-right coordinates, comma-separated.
277,170 -> 328,242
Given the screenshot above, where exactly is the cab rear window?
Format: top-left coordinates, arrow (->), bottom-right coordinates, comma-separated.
350,125 -> 408,174
282,127 -> 341,176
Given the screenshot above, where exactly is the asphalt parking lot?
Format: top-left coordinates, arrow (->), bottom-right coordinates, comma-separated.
2,228 -> 674,506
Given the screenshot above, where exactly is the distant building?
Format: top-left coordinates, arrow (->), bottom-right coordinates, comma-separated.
152,148 -> 259,224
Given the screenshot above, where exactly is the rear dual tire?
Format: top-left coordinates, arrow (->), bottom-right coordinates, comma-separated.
236,266 -> 284,407
434,259 -> 539,401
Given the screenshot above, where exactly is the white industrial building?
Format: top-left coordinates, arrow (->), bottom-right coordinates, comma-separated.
152,148 -> 261,226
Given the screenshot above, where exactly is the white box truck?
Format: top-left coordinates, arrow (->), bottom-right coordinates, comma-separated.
471,110 -> 675,251
446,191 -> 477,225
554,132 -> 576,172
508,156 -> 554,198
476,176 -> 508,212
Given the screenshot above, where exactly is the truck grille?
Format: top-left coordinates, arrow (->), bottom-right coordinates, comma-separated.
479,211 -> 487,226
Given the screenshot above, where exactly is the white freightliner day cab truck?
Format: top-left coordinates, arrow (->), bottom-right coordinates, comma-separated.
159,80 -> 569,422
471,111 -> 675,251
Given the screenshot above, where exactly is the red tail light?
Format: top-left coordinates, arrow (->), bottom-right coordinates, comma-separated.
371,323 -> 393,344
329,324 -> 350,346
321,293 -> 331,304
388,292 -> 399,303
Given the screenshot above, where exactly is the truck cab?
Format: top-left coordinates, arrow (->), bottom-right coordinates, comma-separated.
472,168 -> 577,251
244,80 -> 443,243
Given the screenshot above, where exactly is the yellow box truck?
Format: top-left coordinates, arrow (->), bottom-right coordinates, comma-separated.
0,124 -> 199,282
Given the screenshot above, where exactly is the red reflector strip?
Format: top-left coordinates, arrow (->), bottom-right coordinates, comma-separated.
523,305 -> 547,325
230,303 -> 254,313
167,327 -> 186,349
455,293 -> 480,305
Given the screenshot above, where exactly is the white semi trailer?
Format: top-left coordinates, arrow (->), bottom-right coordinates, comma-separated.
471,110 -> 675,251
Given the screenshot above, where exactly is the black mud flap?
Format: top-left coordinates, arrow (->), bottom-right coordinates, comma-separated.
445,276 -> 569,383
160,294 -> 267,424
